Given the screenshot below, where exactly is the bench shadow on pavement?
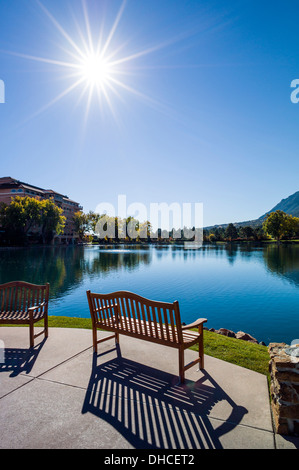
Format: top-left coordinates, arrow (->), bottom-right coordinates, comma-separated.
82,345 -> 248,449
0,340 -> 46,377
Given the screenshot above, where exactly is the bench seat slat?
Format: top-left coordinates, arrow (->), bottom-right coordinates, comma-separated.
0,309 -> 46,321
96,316 -> 199,345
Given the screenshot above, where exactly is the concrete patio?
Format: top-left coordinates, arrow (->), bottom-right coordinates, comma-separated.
0,326 -> 298,450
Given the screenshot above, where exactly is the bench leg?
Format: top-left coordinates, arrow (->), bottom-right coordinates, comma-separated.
93,327 -> 98,353
44,314 -> 48,339
198,327 -> 204,370
178,347 -> 185,384
29,321 -> 34,348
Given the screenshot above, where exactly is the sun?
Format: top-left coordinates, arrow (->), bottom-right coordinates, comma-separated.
79,53 -> 112,88
25,0 -> 144,119
5,0 -> 177,123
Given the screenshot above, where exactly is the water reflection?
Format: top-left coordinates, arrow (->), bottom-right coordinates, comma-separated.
263,244 -> 299,287
1,244 -> 299,293
0,245 -> 152,300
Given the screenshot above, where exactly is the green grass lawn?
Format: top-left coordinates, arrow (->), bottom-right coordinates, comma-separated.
195,329 -> 270,379
32,316 -> 270,382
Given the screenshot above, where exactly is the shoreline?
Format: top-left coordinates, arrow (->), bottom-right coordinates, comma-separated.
1,239 -> 299,249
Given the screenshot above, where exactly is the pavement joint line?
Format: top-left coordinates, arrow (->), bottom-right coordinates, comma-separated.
0,345 -> 93,399
20,344 -> 94,380
27,375 -> 276,436
36,375 -> 88,391
0,377 -> 35,400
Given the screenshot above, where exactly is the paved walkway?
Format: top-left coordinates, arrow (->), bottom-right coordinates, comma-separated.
0,327 -> 298,450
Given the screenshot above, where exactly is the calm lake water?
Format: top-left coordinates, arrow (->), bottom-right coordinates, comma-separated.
1,244 -> 298,344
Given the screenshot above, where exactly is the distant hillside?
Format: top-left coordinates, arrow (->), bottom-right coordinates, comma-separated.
258,191 -> 299,219
205,191 -> 299,231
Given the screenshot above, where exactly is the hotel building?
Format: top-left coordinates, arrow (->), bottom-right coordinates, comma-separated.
0,177 -> 82,244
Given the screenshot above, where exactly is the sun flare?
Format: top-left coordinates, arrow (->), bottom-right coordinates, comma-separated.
79,53 -> 112,87
5,0 -> 176,124
23,0 -> 148,120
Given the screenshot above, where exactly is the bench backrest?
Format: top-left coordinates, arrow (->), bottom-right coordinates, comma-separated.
0,281 -> 49,313
87,290 -> 183,345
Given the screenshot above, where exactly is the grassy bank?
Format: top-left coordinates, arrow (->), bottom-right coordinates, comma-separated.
196,329 -> 270,379
33,316 -> 270,382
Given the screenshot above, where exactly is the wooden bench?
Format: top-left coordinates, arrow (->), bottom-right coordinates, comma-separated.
87,290 -> 207,383
0,281 -> 50,348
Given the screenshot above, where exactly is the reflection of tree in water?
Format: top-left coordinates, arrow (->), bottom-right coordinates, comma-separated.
0,247 -> 85,300
262,244 -> 299,287
0,246 -> 152,301
224,244 -> 238,265
194,243 -> 240,265
89,248 -> 151,276
204,243 -> 263,265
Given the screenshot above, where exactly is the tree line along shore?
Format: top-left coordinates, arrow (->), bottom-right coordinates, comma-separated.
0,195 -> 299,246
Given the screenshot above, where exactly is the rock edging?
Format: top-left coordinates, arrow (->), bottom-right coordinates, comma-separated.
204,327 -> 265,346
268,342 -> 299,436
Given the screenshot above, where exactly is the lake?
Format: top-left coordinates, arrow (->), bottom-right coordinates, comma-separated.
0,244 -> 298,344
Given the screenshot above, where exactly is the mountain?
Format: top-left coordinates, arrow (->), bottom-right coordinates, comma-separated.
205,191 -> 299,230
258,191 -> 299,219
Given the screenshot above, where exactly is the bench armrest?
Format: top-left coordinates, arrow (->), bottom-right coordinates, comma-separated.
181,318 -> 207,330
28,302 -> 47,312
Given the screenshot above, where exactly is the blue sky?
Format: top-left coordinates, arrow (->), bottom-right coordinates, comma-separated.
0,0 -> 299,227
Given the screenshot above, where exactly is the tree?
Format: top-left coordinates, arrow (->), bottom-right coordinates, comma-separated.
239,226 -> 254,240
0,196 -> 65,245
262,210 -> 298,241
94,214 -> 117,241
0,196 -> 41,234
73,211 -> 90,241
139,220 -> 152,240
40,199 -> 66,244
0,197 -> 42,244
126,216 -> 139,240
284,215 -> 299,238
253,226 -> 265,241
225,223 -> 238,241
86,211 -> 101,233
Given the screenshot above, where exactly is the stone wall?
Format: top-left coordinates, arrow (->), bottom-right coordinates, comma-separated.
268,343 -> 299,436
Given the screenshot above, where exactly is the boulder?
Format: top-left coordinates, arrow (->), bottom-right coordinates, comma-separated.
208,327 -> 263,345
236,331 -> 259,344
218,328 -> 236,338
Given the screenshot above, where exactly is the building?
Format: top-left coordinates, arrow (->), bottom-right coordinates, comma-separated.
0,177 -> 82,244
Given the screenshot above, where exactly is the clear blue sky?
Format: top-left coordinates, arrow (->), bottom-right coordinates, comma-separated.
0,0 -> 299,227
